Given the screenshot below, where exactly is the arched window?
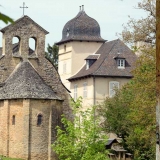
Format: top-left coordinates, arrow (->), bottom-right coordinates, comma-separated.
12,36 -> 20,54
37,114 -> 43,126
12,115 -> 15,125
29,37 -> 36,55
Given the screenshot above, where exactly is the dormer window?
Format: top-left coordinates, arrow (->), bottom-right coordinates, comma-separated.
86,60 -> 89,70
85,54 -> 100,70
117,59 -> 125,68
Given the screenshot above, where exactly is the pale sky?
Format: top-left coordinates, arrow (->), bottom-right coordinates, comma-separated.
0,0 -> 146,50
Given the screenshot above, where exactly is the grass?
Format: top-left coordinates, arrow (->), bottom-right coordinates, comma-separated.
0,155 -> 23,160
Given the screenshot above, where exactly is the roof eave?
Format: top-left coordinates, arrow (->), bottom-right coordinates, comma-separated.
0,97 -> 63,101
68,74 -> 133,81
56,39 -> 106,45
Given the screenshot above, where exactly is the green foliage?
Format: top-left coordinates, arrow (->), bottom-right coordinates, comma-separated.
45,43 -> 59,70
0,6 -> 13,24
52,97 -> 109,160
0,155 -> 23,160
101,48 -> 156,160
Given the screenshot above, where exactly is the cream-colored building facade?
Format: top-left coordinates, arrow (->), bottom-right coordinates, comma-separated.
57,7 -> 137,107
58,41 -> 102,91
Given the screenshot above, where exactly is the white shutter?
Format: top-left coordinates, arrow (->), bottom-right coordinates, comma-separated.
109,81 -> 119,97
83,82 -> 87,98
74,84 -> 78,100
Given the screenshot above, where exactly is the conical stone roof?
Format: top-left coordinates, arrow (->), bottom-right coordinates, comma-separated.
0,61 -> 61,100
56,9 -> 105,44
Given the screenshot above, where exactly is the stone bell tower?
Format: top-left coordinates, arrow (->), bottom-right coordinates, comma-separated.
0,16 -> 71,160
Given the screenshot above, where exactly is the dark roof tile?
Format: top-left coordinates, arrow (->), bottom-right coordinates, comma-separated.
85,54 -> 100,60
0,61 -> 61,100
56,11 -> 105,45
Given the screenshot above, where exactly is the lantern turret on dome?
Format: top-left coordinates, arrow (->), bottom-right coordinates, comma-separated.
56,6 -> 105,45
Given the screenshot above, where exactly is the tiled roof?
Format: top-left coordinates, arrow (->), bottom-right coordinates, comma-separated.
85,54 -> 100,60
56,11 -> 105,45
106,139 -> 118,146
68,39 -> 137,81
0,61 -> 61,100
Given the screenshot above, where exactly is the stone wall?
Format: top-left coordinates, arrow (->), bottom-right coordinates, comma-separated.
0,99 -> 62,160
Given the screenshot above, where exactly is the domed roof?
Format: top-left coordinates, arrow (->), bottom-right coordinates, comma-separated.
56,8 -> 105,45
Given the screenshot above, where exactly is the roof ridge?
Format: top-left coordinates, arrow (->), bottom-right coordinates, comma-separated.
92,39 -> 119,75
1,15 -> 49,34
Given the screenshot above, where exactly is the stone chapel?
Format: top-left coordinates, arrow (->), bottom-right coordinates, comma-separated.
0,15 -> 71,160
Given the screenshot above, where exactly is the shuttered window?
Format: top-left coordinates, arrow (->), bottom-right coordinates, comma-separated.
74,84 -> 78,100
83,82 -> 87,98
109,81 -> 119,97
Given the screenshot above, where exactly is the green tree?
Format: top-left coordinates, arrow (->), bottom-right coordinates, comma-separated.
52,97 -> 109,160
101,48 -> 156,160
0,13 -> 13,24
45,43 -> 59,70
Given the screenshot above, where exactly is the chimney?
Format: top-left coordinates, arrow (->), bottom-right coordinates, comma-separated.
79,6 -> 81,11
82,5 -> 84,11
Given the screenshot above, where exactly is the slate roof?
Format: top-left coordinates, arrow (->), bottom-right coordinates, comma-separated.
106,139 -> 119,146
85,55 -> 100,60
68,39 -> 137,81
0,43 -> 35,57
0,61 -> 61,100
56,10 -> 105,45
0,15 -> 49,34
106,139 -> 127,152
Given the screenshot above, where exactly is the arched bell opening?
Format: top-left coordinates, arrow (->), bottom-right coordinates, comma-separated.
29,37 -> 37,55
12,36 -> 21,55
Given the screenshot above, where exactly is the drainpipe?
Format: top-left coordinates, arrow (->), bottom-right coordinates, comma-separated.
93,76 -> 96,105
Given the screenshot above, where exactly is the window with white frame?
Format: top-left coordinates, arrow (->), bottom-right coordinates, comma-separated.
117,59 -> 125,68
63,62 -> 66,73
74,84 -> 78,100
83,82 -> 87,98
109,81 -> 119,97
86,60 -> 89,70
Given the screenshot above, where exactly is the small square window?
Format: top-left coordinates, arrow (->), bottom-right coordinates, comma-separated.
117,59 -> 125,68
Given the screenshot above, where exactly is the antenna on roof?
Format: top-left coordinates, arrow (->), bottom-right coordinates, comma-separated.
82,5 -> 84,11
79,6 -> 81,11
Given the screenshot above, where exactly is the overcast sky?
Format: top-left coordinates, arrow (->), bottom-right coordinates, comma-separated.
0,0 -> 146,50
